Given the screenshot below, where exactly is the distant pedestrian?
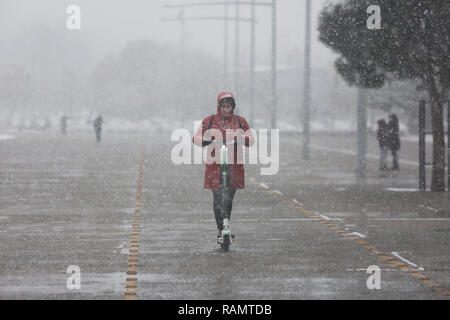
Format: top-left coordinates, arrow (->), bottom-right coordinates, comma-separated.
60,116 -> 69,135
376,119 -> 388,171
93,115 -> 103,142
387,113 -> 400,171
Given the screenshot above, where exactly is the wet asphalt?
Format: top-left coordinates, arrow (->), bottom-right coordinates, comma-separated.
0,130 -> 448,299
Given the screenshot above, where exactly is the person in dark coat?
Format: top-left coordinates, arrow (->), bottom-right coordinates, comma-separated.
93,115 -> 103,142
387,113 -> 400,171
376,119 -> 388,171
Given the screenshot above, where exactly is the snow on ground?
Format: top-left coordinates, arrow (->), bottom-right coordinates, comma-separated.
384,188 -> 420,192
4,116 -> 183,134
403,135 -> 448,144
273,120 -> 354,133
0,134 -> 16,141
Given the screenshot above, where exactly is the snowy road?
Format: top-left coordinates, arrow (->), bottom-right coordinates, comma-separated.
0,134 -> 16,141
0,131 -> 448,299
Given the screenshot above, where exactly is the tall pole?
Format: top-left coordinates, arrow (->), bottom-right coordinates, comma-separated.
163,0 -> 272,124
271,0 -> 277,129
235,0 -> 240,95
224,0 -> 229,89
180,7 -> 186,127
447,100 -> 450,191
249,0 -> 256,126
419,100 -> 426,191
180,8 -> 185,71
303,0 -> 311,159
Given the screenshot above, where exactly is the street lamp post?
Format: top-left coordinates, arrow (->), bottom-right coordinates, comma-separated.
224,0 -> 229,88
271,0 -> 277,129
163,1 -> 276,128
249,0 -> 256,126
235,0 -> 240,94
303,0 -> 311,159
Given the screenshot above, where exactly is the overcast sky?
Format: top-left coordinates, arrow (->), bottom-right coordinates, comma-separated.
0,0 -> 338,72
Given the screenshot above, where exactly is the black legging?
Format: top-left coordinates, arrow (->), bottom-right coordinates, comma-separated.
212,167 -> 237,231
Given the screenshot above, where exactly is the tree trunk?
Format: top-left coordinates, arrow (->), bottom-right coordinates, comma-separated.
356,88 -> 367,178
424,69 -> 447,192
430,93 -> 446,192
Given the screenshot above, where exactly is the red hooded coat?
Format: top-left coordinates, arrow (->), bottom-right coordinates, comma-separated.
193,92 -> 255,190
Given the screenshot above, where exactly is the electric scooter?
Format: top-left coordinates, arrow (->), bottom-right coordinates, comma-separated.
218,140 -> 237,252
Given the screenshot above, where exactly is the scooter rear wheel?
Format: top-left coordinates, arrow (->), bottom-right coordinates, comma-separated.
222,234 -> 230,252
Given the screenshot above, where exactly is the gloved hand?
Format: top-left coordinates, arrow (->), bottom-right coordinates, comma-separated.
202,136 -> 215,147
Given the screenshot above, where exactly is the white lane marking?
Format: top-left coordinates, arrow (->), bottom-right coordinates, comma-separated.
200,219 -> 259,222
311,211 -> 337,221
347,232 -> 366,238
259,183 -> 269,189
270,218 -> 316,221
417,205 -> 440,213
272,190 -> 283,196
292,199 -> 304,206
346,268 -> 398,271
267,239 -> 284,241
201,219 -> 322,223
391,252 -> 424,271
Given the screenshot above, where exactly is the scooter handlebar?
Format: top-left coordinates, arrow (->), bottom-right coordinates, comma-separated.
203,139 -> 242,146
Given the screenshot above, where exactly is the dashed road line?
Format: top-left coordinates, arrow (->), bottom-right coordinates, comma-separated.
124,148 -> 145,300
249,178 -> 450,298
